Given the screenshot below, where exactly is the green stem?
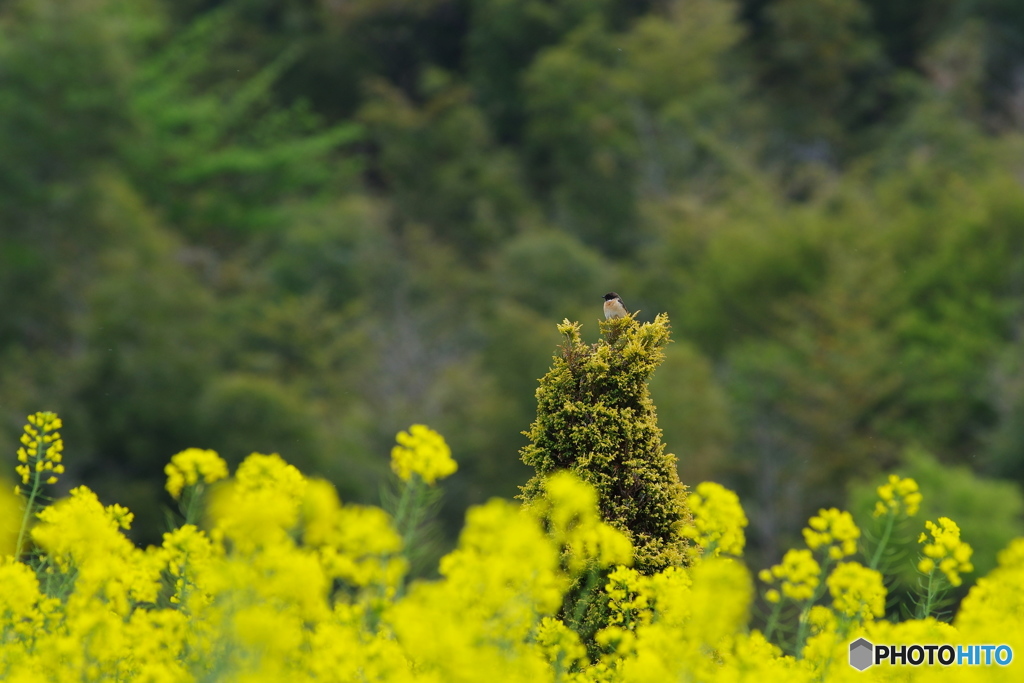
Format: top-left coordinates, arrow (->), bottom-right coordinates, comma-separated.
869,512 -> 896,571
395,475 -> 424,548
763,598 -> 783,643
387,475 -> 428,602
569,568 -> 603,632
796,557 -> 832,658
15,474 -> 40,559
15,443 -> 48,559
795,602 -> 812,658
183,483 -> 204,526
919,570 -> 936,619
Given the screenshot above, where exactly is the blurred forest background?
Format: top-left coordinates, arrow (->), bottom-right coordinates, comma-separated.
5,0 -> 1024,576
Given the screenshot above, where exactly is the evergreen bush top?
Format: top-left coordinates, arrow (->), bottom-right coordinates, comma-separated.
520,313 -> 691,573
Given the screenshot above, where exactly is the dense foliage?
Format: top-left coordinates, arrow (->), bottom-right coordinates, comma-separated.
521,315 -> 690,574
4,0 -> 1024,569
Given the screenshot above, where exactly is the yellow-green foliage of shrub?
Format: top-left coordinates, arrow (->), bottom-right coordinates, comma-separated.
520,315 -> 690,574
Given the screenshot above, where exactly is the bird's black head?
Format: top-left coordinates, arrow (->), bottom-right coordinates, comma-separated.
603,292 -> 620,301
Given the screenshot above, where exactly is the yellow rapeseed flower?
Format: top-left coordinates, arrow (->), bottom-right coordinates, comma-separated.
14,411 -> 64,489
207,454 -> 309,553
535,616 -> 588,671
436,498 -> 564,618
605,565 -> 656,627
686,558 -> 754,644
209,481 -> 295,550
956,538 -> 1024,646
873,474 -> 922,518
602,559 -> 756,682
31,486 -> 162,616
0,481 -> 19,555
161,524 -> 222,607
316,506 -> 406,589
14,420 -> 1019,682
0,556 -> 54,639
300,478 -> 405,593
803,508 -> 860,560
528,471 -> 633,573
164,448 -> 229,500
760,549 -> 821,602
918,517 -> 974,587
390,424 -> 458,484
235,451 -> 306,497
806,604 -> 837,635
681,481 -> 748,561
826,561 -> 886,620
389,497 -> 564,678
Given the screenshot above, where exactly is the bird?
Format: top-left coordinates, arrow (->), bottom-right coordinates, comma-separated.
603,292 -> 628,319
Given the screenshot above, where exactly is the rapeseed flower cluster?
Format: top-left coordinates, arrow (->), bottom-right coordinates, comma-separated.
866,473 -> 921,574
873,473 -> 922,517
390,424 -> 457,484
757,483 -> 908,657
525,471 -> 633,573
826,561 -> 886,620
0,484 -> 19,556
164,447 -> 229,500
760,549 -> 821,603
803,507 -> 860,560
14,412 -> 64,491
3,413 -> 1023,681
681,481 -> 747,560
13,412 -> 65,556
535,616 -> 588,674
594,559 -> 780,683
918,516 -> 974,587
955,538 -> 1024,668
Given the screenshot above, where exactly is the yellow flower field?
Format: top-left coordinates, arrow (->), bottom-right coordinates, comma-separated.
1,413 -> 1022,681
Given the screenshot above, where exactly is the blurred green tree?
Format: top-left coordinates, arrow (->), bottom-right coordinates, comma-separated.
467,0 -> 612,140
359,68 -> 532,259
0,0 -> 150,364
523,0 -> 748,253
760,0 -> 888,143
649,341 -> 733,486
127,7 -> 361,247
523,18 -> 638,252
723,249 -> 904,559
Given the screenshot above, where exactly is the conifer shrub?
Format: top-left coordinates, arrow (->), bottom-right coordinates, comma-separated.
519,313 -> 691,574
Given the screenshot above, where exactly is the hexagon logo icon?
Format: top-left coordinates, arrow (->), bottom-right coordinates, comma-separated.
849,638 -> 874,671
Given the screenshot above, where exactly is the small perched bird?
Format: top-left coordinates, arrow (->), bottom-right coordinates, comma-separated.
603,292 -> 628,319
